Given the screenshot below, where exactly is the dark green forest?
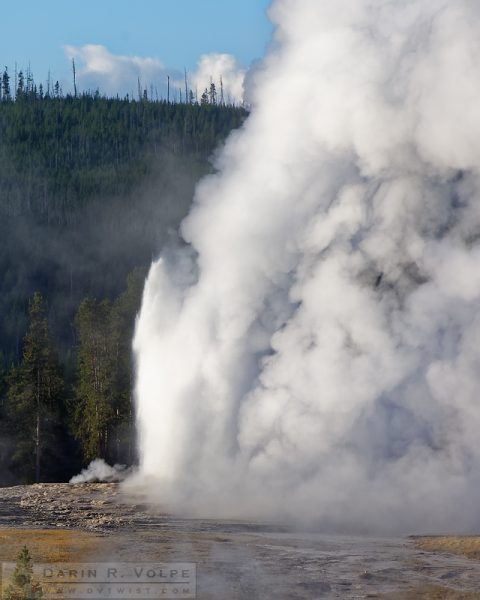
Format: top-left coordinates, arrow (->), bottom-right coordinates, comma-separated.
0,66 -> 247,484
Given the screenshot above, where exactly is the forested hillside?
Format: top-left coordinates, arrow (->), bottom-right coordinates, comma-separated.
0,75 -> 247,484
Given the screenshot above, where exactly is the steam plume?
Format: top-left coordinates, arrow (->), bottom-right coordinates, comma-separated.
70,459 -> 127,484
133,0 -> 480,533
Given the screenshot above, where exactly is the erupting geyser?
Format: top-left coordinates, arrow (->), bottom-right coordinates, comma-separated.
133,0 -> 480,533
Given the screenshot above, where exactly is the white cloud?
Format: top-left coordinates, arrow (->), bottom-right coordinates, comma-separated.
64,44 -> 180,99
64,45 -> 246,104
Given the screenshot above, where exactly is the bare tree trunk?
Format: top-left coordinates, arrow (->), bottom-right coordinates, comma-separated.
35,369 -> 41,483
116,408 -> 120,462
72,58 -> 77,98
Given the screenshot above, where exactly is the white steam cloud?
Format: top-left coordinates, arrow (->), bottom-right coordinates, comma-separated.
191,53 -> 246,105
133,0 -> 480,534
70,459 -> 127,484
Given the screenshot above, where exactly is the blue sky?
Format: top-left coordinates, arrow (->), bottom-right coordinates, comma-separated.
2,0 -> 273,96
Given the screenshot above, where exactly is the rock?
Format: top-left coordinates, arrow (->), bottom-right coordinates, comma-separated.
0,482 -> 159,533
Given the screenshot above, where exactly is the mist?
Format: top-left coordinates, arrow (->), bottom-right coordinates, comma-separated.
133,0 -> 480,534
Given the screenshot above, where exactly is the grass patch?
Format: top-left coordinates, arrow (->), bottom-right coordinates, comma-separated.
0,528 -> 105,563
413,536 -> 480,560
383,586 -> 480,599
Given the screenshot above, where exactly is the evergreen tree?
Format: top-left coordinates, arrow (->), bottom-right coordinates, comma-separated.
16,71 -> 24,99
73,299 -> 116,462
200,88 -> 209,105
0,356 -> 12,483
2,68 -> 10,100
2,546 -> 43,600
0,84 -> 247,481
6,293 -> 64,482
109,267 -> 146,462
72,269 -> 145,464
209,82 -> 217,106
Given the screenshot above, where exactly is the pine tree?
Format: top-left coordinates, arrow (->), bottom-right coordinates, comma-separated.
209,81 -> 217,106
0,356 -> 11,482
73,269 -> 145,464
73,299 -> 116,461
2,546 -> 43,600
6,293 -> 64,482
200,88 -> 209,105
2,68 -> 11,100
109,267 -> 146,462
16,71 -> 24,100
